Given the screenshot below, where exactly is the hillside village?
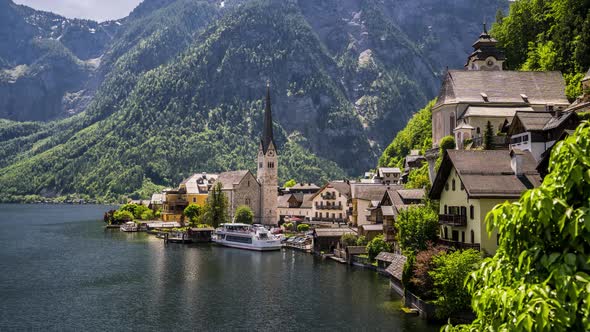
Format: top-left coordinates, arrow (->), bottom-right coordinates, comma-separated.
116,25 -> 590,320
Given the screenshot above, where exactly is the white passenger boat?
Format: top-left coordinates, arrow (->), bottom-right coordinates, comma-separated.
120,221 -> 138,232
213,223 -> 282,251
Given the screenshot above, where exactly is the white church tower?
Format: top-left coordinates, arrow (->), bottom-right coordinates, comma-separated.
257,82 -> 278,226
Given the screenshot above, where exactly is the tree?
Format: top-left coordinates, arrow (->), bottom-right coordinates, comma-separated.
439,135 -> 456,151
297,223 -> 310,232
483,121 -> 494,150
183,204 -> 202,226
396,205 -> 439,253
113,210 -> 134,223
356,235 -> 368,246
140,209 -> 154,221
405,162 -> 430,190
366,235 -> 391,260
201,182 -> 229,228
450,122 -> 590,331
340,233 -> 358,247
284,179 -> 296,188
430,249 -> 482,319
234,205 -> 254,224
409,244 -> 446,300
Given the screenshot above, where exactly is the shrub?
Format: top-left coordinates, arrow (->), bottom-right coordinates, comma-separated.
355,235 -> 368,246
439,135 -> 456,151
409,243 -> 446,300
234,205 -> 254,224
366,235 -> 391,261
113,210 -> 134,222
183,204 -> 202,225
284,179 -> 296,188
340,233 -> 358,247
297,224 -> 310,232
283,222 -> 293,231
140,210 -> 154,220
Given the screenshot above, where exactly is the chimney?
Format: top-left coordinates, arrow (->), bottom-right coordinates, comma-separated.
510,149 -> 524,177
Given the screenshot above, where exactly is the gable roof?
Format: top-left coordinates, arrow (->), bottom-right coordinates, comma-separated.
351,184 -> 398,201
289,183 -> 320,191
397,189 -> 425,201
375,252 -> 397,263
430,150 -> 542,199
508,111 -> 579,135
311,181 -> 351,200
181,173 -> 218,194
217,170 -> 255,190
385,254 -> 408,281
436,70 -> 569,108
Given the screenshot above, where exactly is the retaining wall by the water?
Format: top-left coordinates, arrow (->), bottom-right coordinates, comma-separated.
403,291 -> 437,320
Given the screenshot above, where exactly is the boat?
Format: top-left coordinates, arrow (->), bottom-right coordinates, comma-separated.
213,223 -> 282,251
120,221 -> 138,232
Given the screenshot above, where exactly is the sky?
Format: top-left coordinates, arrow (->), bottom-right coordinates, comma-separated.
13,0 -> 144,22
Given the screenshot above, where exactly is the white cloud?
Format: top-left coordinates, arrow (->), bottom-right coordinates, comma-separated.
13,0 -> 143,22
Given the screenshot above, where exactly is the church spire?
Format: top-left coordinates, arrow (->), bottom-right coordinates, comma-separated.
261,81 -> 275,154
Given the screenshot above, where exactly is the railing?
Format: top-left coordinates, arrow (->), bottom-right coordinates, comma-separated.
311,217 -> 345,223
439,214 -> 467,227
321,193 -> 337,200
315,204 -> 343,210
437,238 -> 481,251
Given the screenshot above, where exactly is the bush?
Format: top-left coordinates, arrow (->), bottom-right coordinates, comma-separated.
409,244 -> 446,300
140,210 -> 154,220
340,233 -> 358,247
396,205 -> 439,253
234,205 -> 254,224
356,235 -> 368,246
113,210 -> 134,222
366,235 -> 391,260
183,204 -> 202,225
283,222 -> 293,231
297,224 -> 310,232
430,249 -> 482,319
439,135 -> 455,151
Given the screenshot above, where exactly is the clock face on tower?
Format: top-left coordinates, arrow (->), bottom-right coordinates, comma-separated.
268,150 -> 274,157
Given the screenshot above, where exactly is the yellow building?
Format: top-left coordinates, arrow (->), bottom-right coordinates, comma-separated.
161,173 -> 218,222
429,149 -> 542,255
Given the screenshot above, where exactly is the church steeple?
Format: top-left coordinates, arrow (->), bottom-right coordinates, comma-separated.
465,23 -> 505,71
261,81 -> 275,154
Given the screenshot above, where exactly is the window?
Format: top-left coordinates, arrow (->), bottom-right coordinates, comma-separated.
444,227 -> 449,239
450,113 -> 456,130
247,180 -> 250,187
193,197 -> 196,203
470,230 -> 474,244
339,213 -> 342,219
245,198 -> 250,206
461,231 -> 465,243
452,179 -> 456,191
444,205 -> 448,214
470,205 -> 474,219
259,162 -> 262,168
315,212 -> 318,218
476,127 -> 481,134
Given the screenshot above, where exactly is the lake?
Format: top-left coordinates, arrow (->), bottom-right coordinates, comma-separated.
0,204 -> 439,331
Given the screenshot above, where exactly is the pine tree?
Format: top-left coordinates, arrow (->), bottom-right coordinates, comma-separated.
483,121 -> 494,150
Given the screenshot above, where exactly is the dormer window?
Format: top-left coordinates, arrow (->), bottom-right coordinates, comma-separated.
480,92 -> 489,102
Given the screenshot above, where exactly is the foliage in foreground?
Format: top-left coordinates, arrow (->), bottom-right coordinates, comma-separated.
447,122 -> 590,331
201,182 -> 228,228
366,235 -> 391,260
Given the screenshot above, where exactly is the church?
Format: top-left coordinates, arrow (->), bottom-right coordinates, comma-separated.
159,83 -> 279,225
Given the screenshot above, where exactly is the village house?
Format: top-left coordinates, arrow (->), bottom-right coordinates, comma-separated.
429,149 -> 542,255
160,173 -> 217,222
376,167 -> 402,185
285,183 -> 320,194
402,150 -> 426,183
277,192 -> 314,223
310,181 -> 351,225
507,110 -> 580,161
432,26 -> 570,150
312,227 -> 356,254
350,183 -> 398,226
377,189 -> 425,245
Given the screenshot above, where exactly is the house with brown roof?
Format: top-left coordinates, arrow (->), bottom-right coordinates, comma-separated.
350,183 -> 398,226
277,192 -> 314,223
429,149 -> 542,255
432,28 -> 570,149
310,181 -> 351,224
507,111 -> 579,161
376,189 -> 425,245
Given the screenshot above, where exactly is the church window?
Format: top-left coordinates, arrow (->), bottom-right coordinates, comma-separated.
247,180 -> 250,187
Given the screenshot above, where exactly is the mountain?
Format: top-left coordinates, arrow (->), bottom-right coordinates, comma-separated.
0,0 -> 507,202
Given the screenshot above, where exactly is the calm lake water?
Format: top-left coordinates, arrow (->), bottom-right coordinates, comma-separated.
0,204 -> 439,331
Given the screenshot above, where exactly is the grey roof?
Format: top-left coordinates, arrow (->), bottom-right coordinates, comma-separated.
430,150 -> 542,199
375,252 -> 396,263
512,111 -> 554,131
150,193 -> 164,204
436,70 -> 569,107
313,228 -> 356,237
396,189 -> 425,201
217,170 -> 253,190
277,194 -> 292,208
261,83 -> 276,154
346,246 -> 368,255
181,173 -> 218,194
385,254 -> 408,281
289,183 -> 320,190
381,205 -> 395,216
360,223 -> 383,232
352,184 -> 396,201
300,194 -> 314,208
463,106 -> 534,118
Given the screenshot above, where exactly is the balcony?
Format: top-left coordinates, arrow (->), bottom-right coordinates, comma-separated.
311,217 -> 345,223
437,238 -> 480,251
439,214 -> 467,227
321,193 -> 337,200
315,204 -> 343,210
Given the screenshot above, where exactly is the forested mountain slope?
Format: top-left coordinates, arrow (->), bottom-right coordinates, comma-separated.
0,0 -> 507,202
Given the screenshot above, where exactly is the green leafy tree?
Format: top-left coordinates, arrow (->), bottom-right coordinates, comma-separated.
449,122 -> 590,331
396,205 -> 439,253
356,235 -> 368,246
430,249 -> 482,319
140,209 -> 154,221
284,179 -> 297,188
483,121 -> 494,150
113,210 -> 134,223
183,204 -> 202,226
202,182 -> 229,228
439,135 -> 456,151
340,233 -> 359,247
297,224 -> 310,232
234,205 -> 254,224
366,235 -> 391,261
405,162 -> 430,190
